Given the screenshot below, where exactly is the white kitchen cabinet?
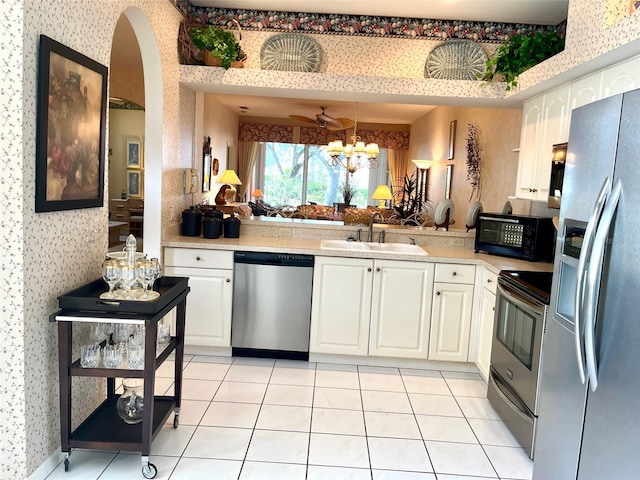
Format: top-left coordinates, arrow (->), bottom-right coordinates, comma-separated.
515,94 -> 543,200
516,56 -> 640,204
429,264 -> 475,362
569,72 -> 603,111
600,55 -> 640,100
310,256 -> 373,356
310,256 -> 435,359
164,248 -> 233,348
476,268 -> 498,382
515,84 -> 571,201
369,260 -> 434,359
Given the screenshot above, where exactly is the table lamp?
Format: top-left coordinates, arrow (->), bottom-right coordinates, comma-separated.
252,189 -> 264,201
216,169 -> 242,205
371,184 -> 393,208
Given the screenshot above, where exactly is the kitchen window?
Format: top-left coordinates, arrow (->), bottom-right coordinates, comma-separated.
253,142 -> 388,207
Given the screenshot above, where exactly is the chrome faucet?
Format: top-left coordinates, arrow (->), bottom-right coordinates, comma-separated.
367,212 -> 384,242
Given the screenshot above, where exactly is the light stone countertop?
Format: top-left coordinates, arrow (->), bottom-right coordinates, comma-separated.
163,234 -> 554,274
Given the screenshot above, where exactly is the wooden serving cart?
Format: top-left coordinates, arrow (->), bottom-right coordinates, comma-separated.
51,276 -> 190,479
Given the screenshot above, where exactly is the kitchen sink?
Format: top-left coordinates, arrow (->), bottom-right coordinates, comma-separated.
320,239 -> 428,255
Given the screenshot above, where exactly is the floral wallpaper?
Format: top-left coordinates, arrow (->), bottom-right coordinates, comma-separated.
604,0 -> 639,25
188,6 -> 564,43
6,2 -> 186,478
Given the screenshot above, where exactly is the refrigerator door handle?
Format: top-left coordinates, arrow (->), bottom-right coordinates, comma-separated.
574,177 -> 611,384
584,178 -> 621,392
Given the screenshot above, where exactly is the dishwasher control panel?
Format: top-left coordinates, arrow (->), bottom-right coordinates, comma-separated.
234,251 -> 314,267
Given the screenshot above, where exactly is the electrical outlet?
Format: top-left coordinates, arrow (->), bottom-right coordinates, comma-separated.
451,238 -> 465,247
278,227 -> 292,237
169,206 -> 175,221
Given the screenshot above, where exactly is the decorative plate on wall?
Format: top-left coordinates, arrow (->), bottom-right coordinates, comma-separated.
425,40 -> 488,80
260,33 -> 323,72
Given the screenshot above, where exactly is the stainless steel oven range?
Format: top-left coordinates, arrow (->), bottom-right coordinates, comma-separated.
488,270 -> 552,459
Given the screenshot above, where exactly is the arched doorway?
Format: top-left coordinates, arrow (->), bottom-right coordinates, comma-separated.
109,7 -> 163,258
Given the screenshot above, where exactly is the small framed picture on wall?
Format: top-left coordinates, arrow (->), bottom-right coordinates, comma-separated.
127,169 -> 143,198
127,140 -> 142,168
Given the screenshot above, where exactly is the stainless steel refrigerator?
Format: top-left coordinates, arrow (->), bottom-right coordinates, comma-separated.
533,88 -> 640,479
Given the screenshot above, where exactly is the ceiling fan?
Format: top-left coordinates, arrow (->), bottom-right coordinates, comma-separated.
289,106 -> 355,131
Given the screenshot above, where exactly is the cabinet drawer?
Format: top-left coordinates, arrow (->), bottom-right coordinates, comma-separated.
110,199 -> 128,211
164,248 -> 233,269
482,268 -> 498,294
435,263 -> 476,284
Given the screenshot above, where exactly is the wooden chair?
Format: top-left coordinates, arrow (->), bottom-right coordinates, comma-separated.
127,198 -> 144,238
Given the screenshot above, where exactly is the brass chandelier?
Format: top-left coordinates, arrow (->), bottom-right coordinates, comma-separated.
325,103 -> 379,174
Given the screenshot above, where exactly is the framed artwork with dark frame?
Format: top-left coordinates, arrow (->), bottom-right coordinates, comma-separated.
203,154 -> 212,192
448,120 -> 457,160
445,165 -> 453,199
127,169 -> 143,198
35,35 -> 108,212
127,140 -> 142,168
202,135 -> 212,192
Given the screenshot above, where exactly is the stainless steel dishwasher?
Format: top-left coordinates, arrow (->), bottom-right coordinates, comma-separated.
231,251 -> 314,360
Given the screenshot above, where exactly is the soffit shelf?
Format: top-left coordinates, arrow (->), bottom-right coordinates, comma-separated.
179,65 -> 520,109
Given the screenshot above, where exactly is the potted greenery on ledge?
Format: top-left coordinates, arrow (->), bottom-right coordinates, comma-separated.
189,25 -> 246,69
482,30 -> 565,91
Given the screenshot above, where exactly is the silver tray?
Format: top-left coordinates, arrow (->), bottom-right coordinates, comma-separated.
425,40 -> 488,80
260,33 -> 322,72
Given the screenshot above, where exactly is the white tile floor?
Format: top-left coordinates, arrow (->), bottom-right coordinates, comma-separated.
43,355 -> 533,480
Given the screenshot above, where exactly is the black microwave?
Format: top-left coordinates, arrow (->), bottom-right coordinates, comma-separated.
474,213 -> 555,262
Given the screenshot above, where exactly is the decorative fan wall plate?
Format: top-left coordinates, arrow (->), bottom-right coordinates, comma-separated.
261,33 -> 322,72
425,40 -> 488,80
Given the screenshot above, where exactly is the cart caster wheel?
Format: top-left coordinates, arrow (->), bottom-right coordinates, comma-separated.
173,415 -> 179,429
142,463 -> 157,479
64,459 -> 69,472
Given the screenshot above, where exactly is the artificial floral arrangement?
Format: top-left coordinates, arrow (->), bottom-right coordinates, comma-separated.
466,124 -> 481,201
338,182 -> 355,205
482,30 -> 565,91
391,172 -> 431,221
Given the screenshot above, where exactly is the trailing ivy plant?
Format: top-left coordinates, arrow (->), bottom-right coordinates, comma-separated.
482,30 -> 565,91
189,25 -> 245,69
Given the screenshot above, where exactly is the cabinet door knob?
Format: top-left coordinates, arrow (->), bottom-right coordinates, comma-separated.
452,272 -> 457,276
226,278 -> 231,283
367,267 -> 372,272
376,267 -> 380,272
487,278 -> 492,283
436,291 -> 441,296
196,256 -> 201,261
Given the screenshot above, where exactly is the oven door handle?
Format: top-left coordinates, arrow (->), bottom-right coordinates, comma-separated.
490,370 -> 534,423
574,177 -> 611,385
497,281 -> 544,315
584,178 -> 621,392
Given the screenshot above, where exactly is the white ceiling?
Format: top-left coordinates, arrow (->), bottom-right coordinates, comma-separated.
111,1 -> 569,124
213,94 -> 436,125
190,0 -> 569,25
